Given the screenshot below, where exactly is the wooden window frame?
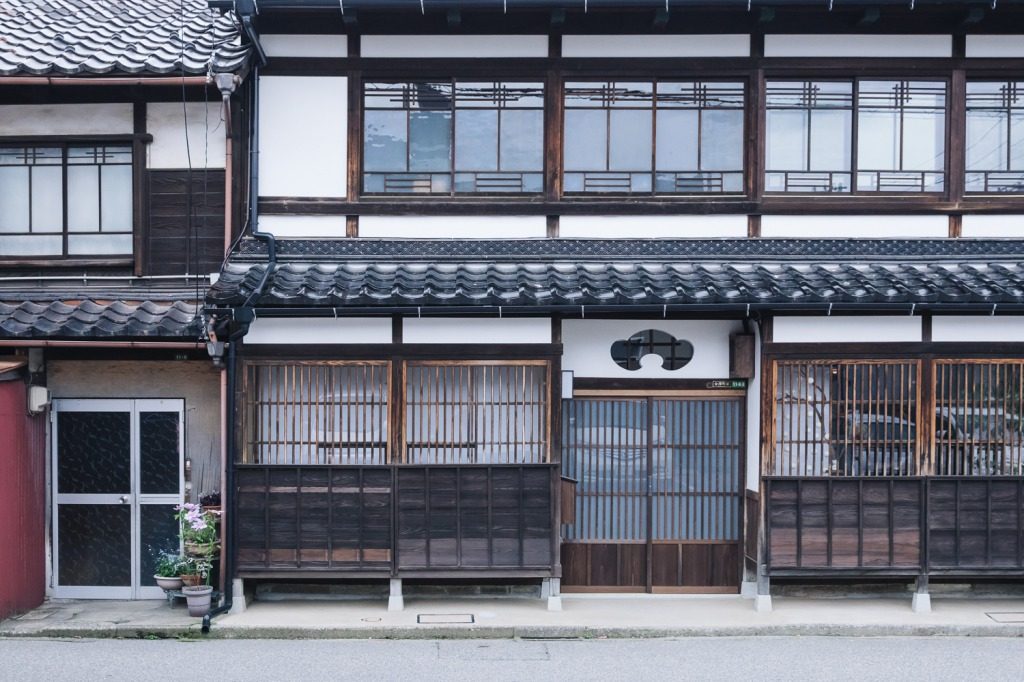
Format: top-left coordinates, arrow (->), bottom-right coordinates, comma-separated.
964,79 -> 1024,196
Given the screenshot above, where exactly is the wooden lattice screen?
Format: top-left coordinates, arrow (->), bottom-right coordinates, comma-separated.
241,361 -> 390,465
933,360 -> 1024,476
403,361 -> 551,464
770,360 -> 922,477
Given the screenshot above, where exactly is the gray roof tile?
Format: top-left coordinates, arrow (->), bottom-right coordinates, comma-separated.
0,299 -> 201,339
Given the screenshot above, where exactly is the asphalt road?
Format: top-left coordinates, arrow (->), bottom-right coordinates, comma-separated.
2,637 -> 1023,682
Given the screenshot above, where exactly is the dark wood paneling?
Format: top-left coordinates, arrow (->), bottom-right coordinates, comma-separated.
928,479 -> 1024,571
145,170 -> 225,276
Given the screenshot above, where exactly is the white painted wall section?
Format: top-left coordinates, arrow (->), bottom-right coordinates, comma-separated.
562,319 -> 742,379
932,316 -> 1024,343
746,324 -> 762,492
147,102 -> 226,169
245,318 -> 392,344
359,216 -> 546,239
403,318 -> 552,345
259,215 -> 348,238
259,76 -> 347,198
559,215 -> 747,239
562,34 -> 750,58
361,35 -> 547,58
966,35 -> 1024,58
764,34 -> 951,58
960,215 -> 1024,238
772,316 -> 922,344
262,34 -> 348,57
760,215 -> 948,239
0,103 -> 132,136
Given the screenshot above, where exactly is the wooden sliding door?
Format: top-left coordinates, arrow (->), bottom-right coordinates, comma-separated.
561,395 -> 744,593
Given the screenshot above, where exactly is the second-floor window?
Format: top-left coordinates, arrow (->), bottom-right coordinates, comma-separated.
0,144 -> 133,258
563,80 -> 745,195
362,80 -> 545,195
766,80 -> 947,194
966,81 -> 1024,194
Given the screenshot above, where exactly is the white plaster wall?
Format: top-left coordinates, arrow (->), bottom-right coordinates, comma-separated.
562,319 -> 742,379
559,215 -> 747,239
562,34 -> 750,58
361,35 -> 548,58
966,35 -> 1024,58
772,316 -> 923,344
403,318 -> 552,344
258,215 -> 348,238
245,317 -> 392,344
0,103 -> 132,136
147,102 -> 226,169
262,34 -> 348,57
931,316 -> 1024,343
259,76 -> 347,198
961,215 -> 1024,238
746,323 -> 762,492
359,216 -> 546,239
764,34 -> 951,58
760,215 -> 948,239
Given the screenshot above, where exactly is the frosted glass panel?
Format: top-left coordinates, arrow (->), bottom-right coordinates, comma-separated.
100,164 -> 133,231
967,109 -> 1008,171
656,109 -> 699,171
408,111 -> 452,172
0,166 -> 29,233
499,110 -> 543,170
0,235 -> 62,256
564,109 -> 607,170
364,110 -> 407,172
609,110 -> 652,171
858,110 -> 900,170
810,109 -> 852,171
455,109 -> 498,171
31,166 -> 64,233
701,110 -> 743,170
67,165 -> 100,232
68,233 -> 132,255
766,109 -> 807,171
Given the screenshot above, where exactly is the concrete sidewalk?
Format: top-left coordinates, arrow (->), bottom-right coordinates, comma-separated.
4,594 -> 1024,639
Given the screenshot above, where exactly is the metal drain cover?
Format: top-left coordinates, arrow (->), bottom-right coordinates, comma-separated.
986,612 -> 1024,623
417,613 -> 475,624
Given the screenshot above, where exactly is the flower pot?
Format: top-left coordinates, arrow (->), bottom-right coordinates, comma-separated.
182,585 -> 214,617
180,573 -> 203,588
184,541 -> 219,558
154,575 -> 183,591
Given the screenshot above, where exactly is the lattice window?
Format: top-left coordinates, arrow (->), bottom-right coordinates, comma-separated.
241,362 -> 390,465
403,361 -> 550,464
770,360 -> 921,477
933,360 -> 1024,476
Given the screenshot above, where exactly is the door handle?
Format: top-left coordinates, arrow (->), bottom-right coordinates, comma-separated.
119,495 -> 130,504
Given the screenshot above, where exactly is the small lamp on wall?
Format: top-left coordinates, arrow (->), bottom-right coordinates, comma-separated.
561,370 -> 574,400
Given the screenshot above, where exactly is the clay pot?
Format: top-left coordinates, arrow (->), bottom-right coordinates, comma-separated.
180,573 -> 203,588
154,575 -> 183,591
183,585 -> 214,617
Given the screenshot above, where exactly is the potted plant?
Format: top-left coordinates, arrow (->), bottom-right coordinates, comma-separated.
178,555 -> 214,616
175,503 -> 221,558
153,552 -> 185,591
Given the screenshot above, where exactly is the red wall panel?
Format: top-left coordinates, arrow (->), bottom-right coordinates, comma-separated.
0,380 -> 46,621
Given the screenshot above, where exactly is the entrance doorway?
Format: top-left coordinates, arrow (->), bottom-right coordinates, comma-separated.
561,395 -> 744,592
52,399 -> 184,599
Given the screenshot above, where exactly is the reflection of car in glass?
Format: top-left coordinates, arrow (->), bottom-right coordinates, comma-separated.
934,408 -> 1024,475
833,412 -> 916,476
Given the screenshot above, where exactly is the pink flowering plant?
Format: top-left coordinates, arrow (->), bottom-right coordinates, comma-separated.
174,503 -> 220,546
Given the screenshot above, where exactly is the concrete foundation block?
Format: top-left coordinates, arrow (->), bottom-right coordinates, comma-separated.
547,595 -> 563,611
229,578 -> 247,615
542,578 -> 562,610
912,591 -> 932,614
740,581 -> 758,599
754,594 -> 773,612
388,578 -> 404,612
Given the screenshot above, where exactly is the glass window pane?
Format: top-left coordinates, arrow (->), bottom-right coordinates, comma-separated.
364,110 -> 408,172
140,412 -> 180,495
408,110 -> 452,172
564,109 -> 608,171
609,109 -> 652,171
100,164 -> 133,231
903,110 -> 945,171
455,109 -> 498,172
857,109 -> 900,171
700,109 -> 743,171
31,165 -> 64,233
0,235 -> 62,256
655,109 -> 699,172
140,504 -> 180,587
499,109 -> 543,171
766,109 -> 807,171
58,504 -> 131,587
1011,111 -> 1024,171
68,233 -> 132,255
966,109 -> 1006,171
810,109 -> 852,171
67,165 -> 99,232
0,166 -> 30,233
57,411 -> 131,494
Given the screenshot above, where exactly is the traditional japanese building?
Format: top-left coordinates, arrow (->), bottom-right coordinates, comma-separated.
3,0 -> 1024,620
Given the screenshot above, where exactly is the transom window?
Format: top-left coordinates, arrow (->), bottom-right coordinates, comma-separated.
966,81 -> 1024,194
362,80 -> 545,195
0,144 -> 133,258
766,80 -> 947,194
563,80 -> 745,195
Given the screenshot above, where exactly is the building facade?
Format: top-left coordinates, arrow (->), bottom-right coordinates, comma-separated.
2,0 -> 1024,618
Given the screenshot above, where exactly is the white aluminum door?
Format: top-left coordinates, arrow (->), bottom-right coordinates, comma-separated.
53,399 -> 184,599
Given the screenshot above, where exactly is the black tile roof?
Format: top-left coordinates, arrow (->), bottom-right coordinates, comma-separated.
0,0 -> 249,76
0,299 -> 201,339
210,238 -> 1024,311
